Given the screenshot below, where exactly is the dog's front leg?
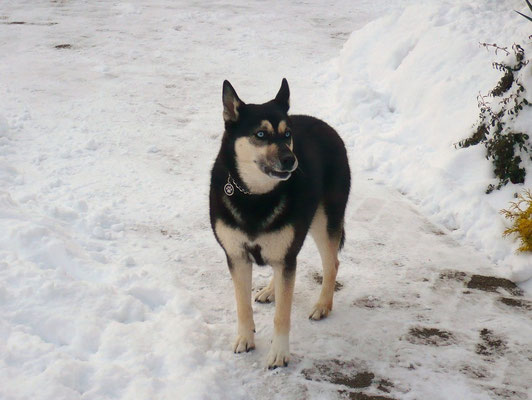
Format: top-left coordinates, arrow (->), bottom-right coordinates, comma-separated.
229,256 -> 255,353
267,261 -> 296,368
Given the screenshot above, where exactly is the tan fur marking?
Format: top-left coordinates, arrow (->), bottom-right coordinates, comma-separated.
272,266 -> 295,335
234,137 -> 281,194
215,219 -> 294,264
260,120 -> 274,133
223,98 -> 240,122
215,220 -> 247,258
265,143 -> 279,163
222,196 -> 244,225
260,196 -> 286,230
309,205 -> 342,320
256,225 -> 295,263
230,257 -> 255,352
278,120 -> 287,134
255,277 -> 275,302
216,218 -> 295,365
267,265 -> 295,367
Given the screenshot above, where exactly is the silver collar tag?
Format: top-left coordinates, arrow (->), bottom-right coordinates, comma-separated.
224,181 -> 235,196
225,174 -> 251,196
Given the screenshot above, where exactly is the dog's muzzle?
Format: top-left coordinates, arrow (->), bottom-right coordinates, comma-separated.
262,151 -> 298,181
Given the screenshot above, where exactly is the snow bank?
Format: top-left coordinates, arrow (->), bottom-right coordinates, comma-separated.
332,0 -> 532,282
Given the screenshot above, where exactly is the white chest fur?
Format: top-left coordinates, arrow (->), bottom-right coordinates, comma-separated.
215,219 -> 294,264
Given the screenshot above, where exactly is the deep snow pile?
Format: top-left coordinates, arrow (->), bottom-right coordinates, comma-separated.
329,0 -> 532,284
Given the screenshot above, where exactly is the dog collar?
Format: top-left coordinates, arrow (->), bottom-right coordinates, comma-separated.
225,174 -> 251,196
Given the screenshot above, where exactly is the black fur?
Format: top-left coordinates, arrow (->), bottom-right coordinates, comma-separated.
244,244 -> 266,266
210,80 -> 350,268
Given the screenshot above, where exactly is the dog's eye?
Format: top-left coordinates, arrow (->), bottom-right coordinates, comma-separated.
285,130 -> 291,138
256,131 -> 265,138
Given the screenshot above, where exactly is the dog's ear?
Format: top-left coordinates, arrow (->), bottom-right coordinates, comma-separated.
222,80 -> 244,123
274,78 -> 290,113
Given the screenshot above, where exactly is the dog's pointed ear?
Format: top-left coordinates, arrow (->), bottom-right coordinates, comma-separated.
274,78 -> 290,113
222,80 -> 244,122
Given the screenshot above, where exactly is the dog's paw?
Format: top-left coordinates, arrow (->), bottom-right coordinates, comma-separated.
266,335 -> 289,369
233,333 -> 255,353
309,302 -> 332,320
254,285 -> 275,303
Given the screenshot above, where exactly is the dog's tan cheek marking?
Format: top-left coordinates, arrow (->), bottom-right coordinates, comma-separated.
234,137 -> 253,163
235,137 -> 266,163
234,137 -> 279,194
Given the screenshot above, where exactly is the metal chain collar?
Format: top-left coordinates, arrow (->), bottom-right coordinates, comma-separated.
224,174 -> 251,196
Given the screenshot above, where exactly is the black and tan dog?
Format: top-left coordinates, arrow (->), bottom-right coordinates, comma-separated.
209,79 -> 350,368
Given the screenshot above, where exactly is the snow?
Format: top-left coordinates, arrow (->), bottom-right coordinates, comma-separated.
329,0 -> 532,283
0,0 -> 531,399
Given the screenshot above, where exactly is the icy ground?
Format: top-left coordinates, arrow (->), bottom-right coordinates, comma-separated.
0,1 -> 531,399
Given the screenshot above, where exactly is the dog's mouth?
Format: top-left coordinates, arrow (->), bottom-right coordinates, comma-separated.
267,168 -> 291,180
259,164 -> 292,181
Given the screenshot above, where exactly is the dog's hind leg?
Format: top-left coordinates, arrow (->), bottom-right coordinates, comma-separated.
309,206 -> 342,320
255,277 -> 275,303
229,256 -> 256,353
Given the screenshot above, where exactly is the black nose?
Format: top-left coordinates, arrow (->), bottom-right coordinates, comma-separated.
280,153 -> 296,171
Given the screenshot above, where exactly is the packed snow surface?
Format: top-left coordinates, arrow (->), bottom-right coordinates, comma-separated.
0,1 -> 531,399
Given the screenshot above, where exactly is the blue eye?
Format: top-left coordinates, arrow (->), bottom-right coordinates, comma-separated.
256,131 -> 265,138
285,130 -> 291,138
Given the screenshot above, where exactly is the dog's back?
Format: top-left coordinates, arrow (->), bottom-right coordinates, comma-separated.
289,114 -> 350,238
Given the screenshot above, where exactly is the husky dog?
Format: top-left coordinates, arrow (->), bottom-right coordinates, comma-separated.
209,79 -> 350,368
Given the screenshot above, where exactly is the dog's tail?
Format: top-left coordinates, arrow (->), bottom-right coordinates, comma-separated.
339,228 -> 346,251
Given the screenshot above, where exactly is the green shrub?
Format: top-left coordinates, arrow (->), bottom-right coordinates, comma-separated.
457,44 -> 531,194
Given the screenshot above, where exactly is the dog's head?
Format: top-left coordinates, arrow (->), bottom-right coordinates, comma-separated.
222,79 -> 298,194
